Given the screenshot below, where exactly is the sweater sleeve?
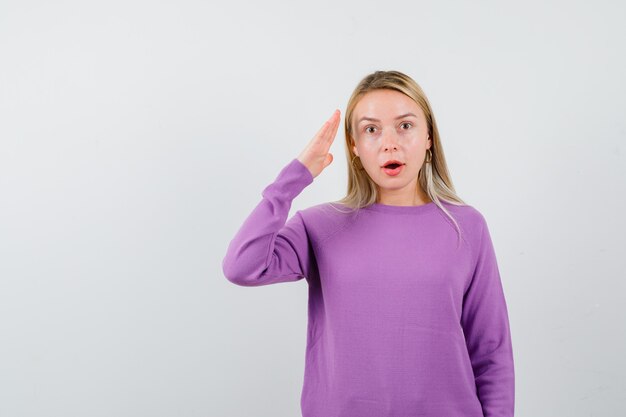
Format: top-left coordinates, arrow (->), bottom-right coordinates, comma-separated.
461,216 -> 515,417
221,158 -> 315,287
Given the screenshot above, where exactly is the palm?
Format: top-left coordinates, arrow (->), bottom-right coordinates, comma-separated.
297,109 -> 341,178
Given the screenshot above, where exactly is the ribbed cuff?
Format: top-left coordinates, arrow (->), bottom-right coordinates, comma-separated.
261,158 -> 314,201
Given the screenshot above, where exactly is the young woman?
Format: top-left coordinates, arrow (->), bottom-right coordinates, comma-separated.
222,70 -> 515,417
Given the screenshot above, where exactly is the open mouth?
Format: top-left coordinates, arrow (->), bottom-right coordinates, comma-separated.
382,162 -> 404,176
382,159 -> 404,169
384,163 -> 401,169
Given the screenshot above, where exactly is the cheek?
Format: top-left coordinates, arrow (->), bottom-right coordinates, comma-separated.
405,136 -> 422,146
359,140 -> 379,153
359,149 -> 379,166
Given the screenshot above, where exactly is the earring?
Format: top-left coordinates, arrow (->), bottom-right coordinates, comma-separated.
351,154 -> 363,170
425,149 -> 432,163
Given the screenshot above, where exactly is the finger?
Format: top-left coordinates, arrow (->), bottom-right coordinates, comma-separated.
312,110 -> 337,147
328,110 -> 341,143
311,119 -> 331,147
322,110 -> 340,145
326,152 -> 333,167
331,110 -> 341,135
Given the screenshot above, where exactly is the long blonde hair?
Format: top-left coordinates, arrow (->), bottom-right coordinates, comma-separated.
330,70 -> 468,245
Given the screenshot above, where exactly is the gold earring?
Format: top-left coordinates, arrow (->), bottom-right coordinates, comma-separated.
351,154 -> 363,170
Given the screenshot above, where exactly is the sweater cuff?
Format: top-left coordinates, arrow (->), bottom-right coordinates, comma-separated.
261,158 -> 314,202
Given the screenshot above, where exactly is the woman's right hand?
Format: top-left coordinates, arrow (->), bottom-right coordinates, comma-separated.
297,109 -> 341,179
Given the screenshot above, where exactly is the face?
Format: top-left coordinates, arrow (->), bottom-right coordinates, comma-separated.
351,89 -> 432,202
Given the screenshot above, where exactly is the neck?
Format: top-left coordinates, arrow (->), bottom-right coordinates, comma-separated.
377,190 -> 432,206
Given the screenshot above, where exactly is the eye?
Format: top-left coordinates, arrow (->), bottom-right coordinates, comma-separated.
365,126 -> 376,134
400,122 -> 412,130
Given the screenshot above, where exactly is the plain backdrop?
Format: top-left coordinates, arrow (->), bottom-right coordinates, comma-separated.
1,1 -> 625,416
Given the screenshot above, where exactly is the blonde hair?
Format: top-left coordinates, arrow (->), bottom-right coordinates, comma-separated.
329,70 -> 468,246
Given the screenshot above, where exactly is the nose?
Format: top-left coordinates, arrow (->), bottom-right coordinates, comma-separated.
381,130 -> 399,151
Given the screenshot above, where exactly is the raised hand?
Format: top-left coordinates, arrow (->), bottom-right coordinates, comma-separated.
297,109 -> 341,179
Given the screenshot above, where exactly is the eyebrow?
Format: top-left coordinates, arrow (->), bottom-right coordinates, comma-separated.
357,112 -> 418,124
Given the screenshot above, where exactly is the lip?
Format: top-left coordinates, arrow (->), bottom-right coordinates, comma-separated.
382,164 -> 404,176
381,159 -> 404,168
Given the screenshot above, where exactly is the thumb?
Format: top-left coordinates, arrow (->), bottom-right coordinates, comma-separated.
324,153 -> 333,168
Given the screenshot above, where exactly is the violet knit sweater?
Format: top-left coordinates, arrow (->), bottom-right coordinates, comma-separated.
222,158 -> 515,417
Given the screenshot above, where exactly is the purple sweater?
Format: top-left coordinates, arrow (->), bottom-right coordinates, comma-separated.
222,158 -> 515,417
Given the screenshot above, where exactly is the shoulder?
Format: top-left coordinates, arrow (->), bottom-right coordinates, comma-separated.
439,200 -> 487,227
438,200 -> 489,246
298,201 -> 359,226
440,201 -> 499,265
294,202 -> 360,248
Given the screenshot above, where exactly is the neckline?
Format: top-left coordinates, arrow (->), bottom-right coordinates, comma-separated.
362,200 -> 439,214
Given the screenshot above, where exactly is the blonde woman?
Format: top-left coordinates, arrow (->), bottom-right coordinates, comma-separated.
222,70 -> 515,417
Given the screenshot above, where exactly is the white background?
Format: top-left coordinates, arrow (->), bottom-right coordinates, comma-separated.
1,1 -> 624,416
